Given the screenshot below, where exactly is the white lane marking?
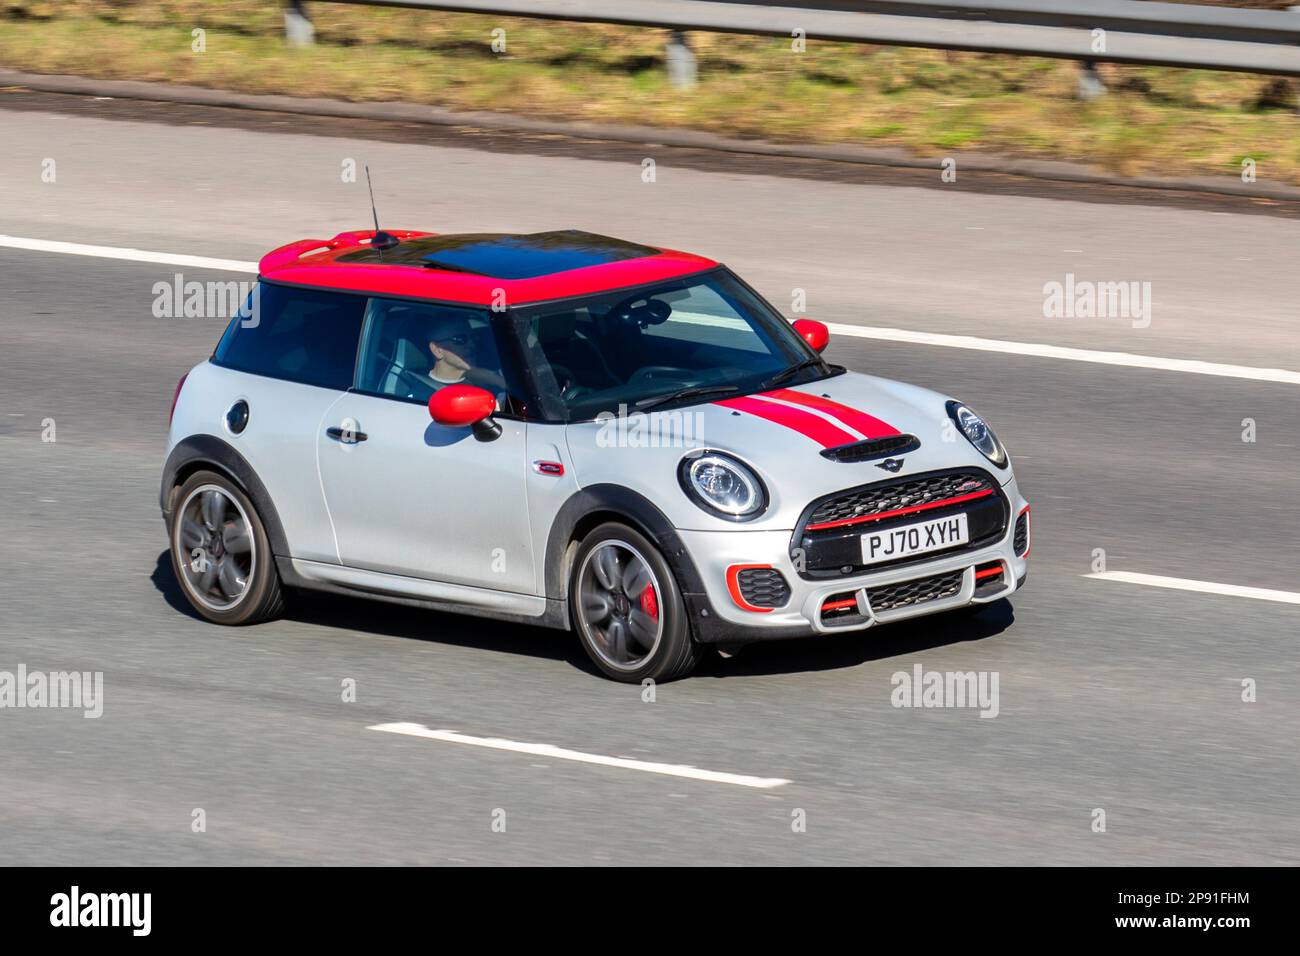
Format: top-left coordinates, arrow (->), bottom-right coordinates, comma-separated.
825,323 -> 1300,387
0,235 -> 257,273
368,722 -> 791,789
5,233 -> 1297,386
1085,571 -> 1300,606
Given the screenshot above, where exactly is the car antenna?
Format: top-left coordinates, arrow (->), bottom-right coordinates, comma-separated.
365,164 -> 400,255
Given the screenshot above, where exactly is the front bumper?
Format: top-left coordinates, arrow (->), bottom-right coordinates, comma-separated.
678,477 -> 1029,643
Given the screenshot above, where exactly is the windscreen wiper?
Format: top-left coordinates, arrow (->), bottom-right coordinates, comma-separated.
634,383 -> 739,411
760,358 -> 827,390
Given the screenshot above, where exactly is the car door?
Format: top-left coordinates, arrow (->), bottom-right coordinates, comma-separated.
315,296 -> 536,594
206,281 -> 369,563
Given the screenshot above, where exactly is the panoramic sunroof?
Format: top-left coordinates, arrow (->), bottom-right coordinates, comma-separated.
336,230 -> 659,278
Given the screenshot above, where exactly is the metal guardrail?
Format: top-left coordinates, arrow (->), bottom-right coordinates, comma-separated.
293,0 -> 1300,77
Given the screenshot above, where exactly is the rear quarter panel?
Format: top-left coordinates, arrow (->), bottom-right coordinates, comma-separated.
168,361 -> 343,562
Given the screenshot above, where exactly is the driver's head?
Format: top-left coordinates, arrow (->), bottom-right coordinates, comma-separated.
427,313 -> 476,370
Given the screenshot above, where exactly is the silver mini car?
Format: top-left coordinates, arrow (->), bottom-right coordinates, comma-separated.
162,229 -> 1030,681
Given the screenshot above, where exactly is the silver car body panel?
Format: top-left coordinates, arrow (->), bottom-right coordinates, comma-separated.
315,391 -> 537,593
167,360 -> 342,564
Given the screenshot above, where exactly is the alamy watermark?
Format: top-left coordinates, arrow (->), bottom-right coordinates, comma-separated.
891,665 -> 999,718
0,665 -> 103,718
152,274 -> 258,325
1043,273 -> 1151,328
595,404 -> 705,448
50,887 -> 150,936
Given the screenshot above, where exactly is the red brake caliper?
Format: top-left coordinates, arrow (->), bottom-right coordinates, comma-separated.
639,583 -> 659,621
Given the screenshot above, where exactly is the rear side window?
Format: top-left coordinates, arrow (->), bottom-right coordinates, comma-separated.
213,283 -> 365,390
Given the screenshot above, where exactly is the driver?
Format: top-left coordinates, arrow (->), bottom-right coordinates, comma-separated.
424,313 -> 509,396
426,314 -> 478,388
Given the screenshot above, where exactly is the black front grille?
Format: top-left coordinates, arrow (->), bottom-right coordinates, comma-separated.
792,468 -> 1008,579
736,567 -> 791,609
1014,510 -> 1029,556
806,471 -> 995,529
820,434 -> 919,463
867,569 -> 963,613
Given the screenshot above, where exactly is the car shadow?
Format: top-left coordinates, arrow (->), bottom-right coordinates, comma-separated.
423,422 -> 475,447
151,550 -> 205,621
151,550 -> 589,668
288,590 -> 591,668
152,550 -> 1013,679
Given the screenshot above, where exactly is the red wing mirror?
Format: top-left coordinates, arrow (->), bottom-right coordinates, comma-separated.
793,318 -> 829,354
428,384 -> 501,442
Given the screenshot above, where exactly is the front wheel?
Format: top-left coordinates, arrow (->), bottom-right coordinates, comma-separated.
569,522 -> 702,683
168,469 -> 285,625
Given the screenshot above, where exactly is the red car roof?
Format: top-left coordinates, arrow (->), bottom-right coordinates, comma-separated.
258,229 -> 720,307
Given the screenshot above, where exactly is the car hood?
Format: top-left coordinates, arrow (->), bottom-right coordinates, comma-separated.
564,370 -> 1014,532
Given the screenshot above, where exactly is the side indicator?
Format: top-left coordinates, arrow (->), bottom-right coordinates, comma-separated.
533,460 -> 564,476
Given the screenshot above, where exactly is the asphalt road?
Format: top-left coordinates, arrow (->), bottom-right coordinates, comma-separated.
1,102 -> 1297,865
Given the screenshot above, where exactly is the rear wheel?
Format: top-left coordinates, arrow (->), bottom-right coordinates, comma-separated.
570,522 -> 701,683
169,470 -> 284,625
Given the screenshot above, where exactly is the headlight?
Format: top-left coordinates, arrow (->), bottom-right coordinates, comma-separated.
946,401 -> 1008,468
678,452 -> 767,519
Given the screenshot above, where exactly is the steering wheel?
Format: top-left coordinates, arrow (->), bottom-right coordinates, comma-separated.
548,363 -> 588,401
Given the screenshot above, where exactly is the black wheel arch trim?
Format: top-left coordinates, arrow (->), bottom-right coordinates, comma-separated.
545,484 -> 707,602
545,486 -> 815,643
547,484 -> 753,643
160,434 -> 291,557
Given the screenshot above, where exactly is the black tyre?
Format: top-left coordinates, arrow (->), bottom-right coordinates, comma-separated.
569,522 -> 702,683
168,469 -> 285,625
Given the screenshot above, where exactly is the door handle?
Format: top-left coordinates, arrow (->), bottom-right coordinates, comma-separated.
326,426 -> 368,443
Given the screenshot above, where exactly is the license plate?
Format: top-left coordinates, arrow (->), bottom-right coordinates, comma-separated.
861,513 -> 969,564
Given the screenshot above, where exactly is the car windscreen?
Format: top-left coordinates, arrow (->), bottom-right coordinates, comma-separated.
507,269 -> 820,423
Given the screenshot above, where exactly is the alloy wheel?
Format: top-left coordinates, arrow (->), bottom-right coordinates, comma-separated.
175,484 -> 256,611
576,540 -> 664,672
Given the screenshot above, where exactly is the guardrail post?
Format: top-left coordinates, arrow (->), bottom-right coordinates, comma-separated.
285,0 -> 315,47
1076,59 -> 1106,100
1293,3 -> 1300,112
666,30 -> 697,89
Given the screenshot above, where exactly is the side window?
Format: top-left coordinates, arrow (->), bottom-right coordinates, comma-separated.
355,297 -> 516,408
213,283 -> 365,390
